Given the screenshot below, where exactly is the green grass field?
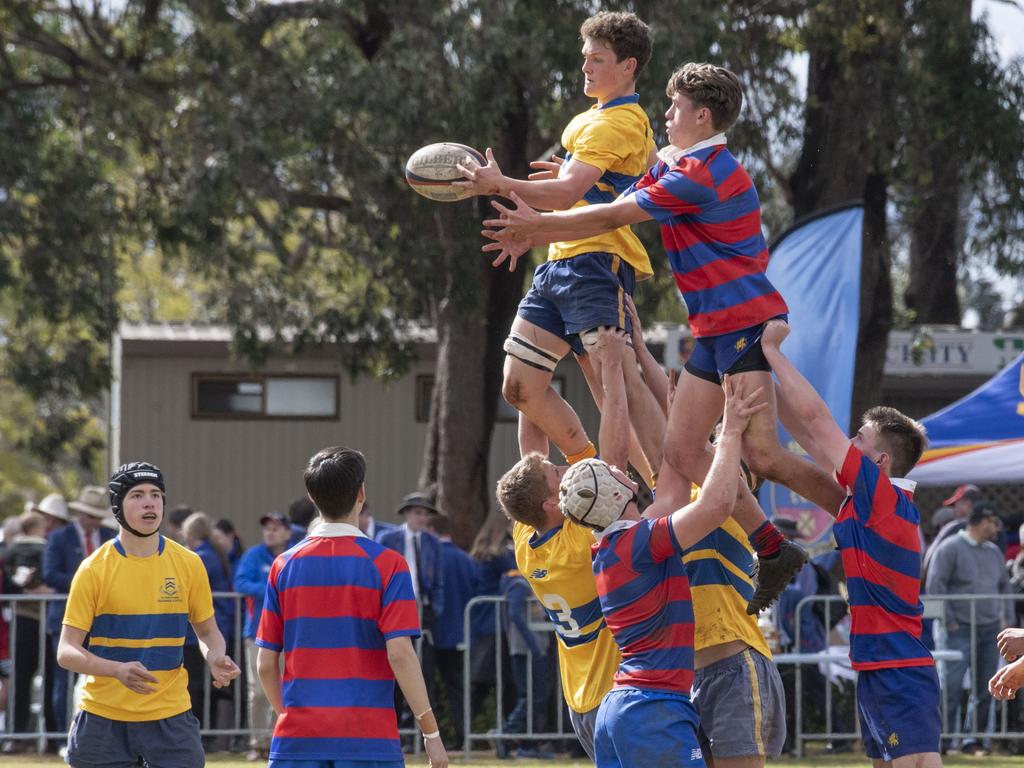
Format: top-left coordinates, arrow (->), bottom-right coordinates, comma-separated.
3,752 -> 1024,767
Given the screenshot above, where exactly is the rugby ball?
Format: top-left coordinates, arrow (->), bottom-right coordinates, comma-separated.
405,142 -> 486,202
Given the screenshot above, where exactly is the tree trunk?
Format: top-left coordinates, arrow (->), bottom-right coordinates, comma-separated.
903,0 -> 972,325
789,2 -> 904,430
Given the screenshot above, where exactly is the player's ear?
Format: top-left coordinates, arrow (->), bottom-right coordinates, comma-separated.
356,483 -> 366,502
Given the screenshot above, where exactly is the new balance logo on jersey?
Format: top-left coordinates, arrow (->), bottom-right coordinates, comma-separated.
530,569 -> 548,579
690,748 -> 703,761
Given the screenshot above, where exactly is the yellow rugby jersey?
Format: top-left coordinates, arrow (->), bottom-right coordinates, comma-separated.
549,94 -> 655,279
513,520 -> 620,713
682,486 -> 771,658
63,536 -> 215,722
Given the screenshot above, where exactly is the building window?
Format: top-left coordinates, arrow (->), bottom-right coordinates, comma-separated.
193,374 -> 339,420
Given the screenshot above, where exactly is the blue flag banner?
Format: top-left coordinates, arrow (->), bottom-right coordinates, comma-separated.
758,205 -> 864,543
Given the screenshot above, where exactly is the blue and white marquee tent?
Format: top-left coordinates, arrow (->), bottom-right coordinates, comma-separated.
908,351 -> 1024,485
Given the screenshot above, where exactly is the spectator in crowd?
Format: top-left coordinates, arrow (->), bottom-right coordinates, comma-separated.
43,487 -> 114,745
233,511 -> 291,761
926,502 -> 1014,755
378,493 -> 445,739
213,518 -> 244,572
468,510 -> 517,710
923,484 -> 982,576
497,568 -> 553,760
1010,522 -> 1024,601
426,513 -> 477,748
2,512 -> 54,752
182,512 -> 237,744
165,504 -> 194,544
286,496 -> 317,546
359,500 -> 395,542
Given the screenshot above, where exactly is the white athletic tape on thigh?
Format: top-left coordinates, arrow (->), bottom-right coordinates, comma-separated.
503,333 -> 562,372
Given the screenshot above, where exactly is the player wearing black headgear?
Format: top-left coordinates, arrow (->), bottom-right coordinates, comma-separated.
108,461 -> 165,538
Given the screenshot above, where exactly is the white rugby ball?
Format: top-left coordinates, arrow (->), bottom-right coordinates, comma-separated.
405,142 -> 486,202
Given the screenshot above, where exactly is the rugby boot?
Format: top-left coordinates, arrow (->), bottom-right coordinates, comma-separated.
746,538 -> 809,614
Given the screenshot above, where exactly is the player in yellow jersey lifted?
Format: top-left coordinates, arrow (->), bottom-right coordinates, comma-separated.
57,462 -> 240,768
458,11 -> 665,474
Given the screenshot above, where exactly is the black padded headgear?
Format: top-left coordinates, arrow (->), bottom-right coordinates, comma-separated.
109,461 -> 166,537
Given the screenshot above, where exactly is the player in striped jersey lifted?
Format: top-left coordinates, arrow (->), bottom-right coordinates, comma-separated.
761,320 -> 941,767
481,62 -> 849,614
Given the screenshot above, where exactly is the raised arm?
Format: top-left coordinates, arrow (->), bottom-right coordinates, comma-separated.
760,320 -> 850,474
624,294 -> 669,416
670,377 -> 767,550
590,328 -> 630,471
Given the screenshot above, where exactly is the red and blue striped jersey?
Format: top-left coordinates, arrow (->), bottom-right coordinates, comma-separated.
833,445 -> 934,671
256,530 -> 420,762
592,517 -> 695,695
629,142 -> 788,337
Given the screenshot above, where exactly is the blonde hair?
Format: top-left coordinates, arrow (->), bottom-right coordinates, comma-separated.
182,511 -> 212,543
495,453 -> 551,531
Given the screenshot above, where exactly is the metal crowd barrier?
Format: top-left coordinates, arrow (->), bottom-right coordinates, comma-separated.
786,592 -> 1022,757
461,594 -> 575,759
6,589 -> 1023,759
0,592 -> 253,752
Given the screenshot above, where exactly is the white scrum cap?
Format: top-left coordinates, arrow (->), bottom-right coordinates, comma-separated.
558,458 -> 634,531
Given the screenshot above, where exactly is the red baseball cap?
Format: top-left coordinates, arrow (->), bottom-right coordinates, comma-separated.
942,484 -> 981,506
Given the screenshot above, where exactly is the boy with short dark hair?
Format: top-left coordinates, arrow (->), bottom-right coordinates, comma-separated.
256,447 -> 448,768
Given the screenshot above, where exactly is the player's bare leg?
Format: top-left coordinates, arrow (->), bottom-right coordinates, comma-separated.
503,317 -> 592,460
652,367 -> 807,612
738,370 -> 846,514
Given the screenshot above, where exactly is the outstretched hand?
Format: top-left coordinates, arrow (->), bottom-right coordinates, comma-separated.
623,294 -> 646,352
721,375 -> 767,436
482,190 -> 542,271
455,147 -> 503,196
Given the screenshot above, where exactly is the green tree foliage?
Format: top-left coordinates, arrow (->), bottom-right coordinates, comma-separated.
1,0 -> 1021,533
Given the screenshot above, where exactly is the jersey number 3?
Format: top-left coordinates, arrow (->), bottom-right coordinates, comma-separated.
542,593 -> 581,638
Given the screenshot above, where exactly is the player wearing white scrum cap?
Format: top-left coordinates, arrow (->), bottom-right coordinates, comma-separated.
558,372 -> 766,768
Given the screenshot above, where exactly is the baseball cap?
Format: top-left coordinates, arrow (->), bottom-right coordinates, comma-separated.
260,511 -> 289,527
943,484 -> 981,506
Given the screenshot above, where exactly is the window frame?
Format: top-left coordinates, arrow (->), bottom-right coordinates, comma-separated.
191,372 -> 341,421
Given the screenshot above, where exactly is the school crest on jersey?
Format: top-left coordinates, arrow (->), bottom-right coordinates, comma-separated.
158,576 -> 181,602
